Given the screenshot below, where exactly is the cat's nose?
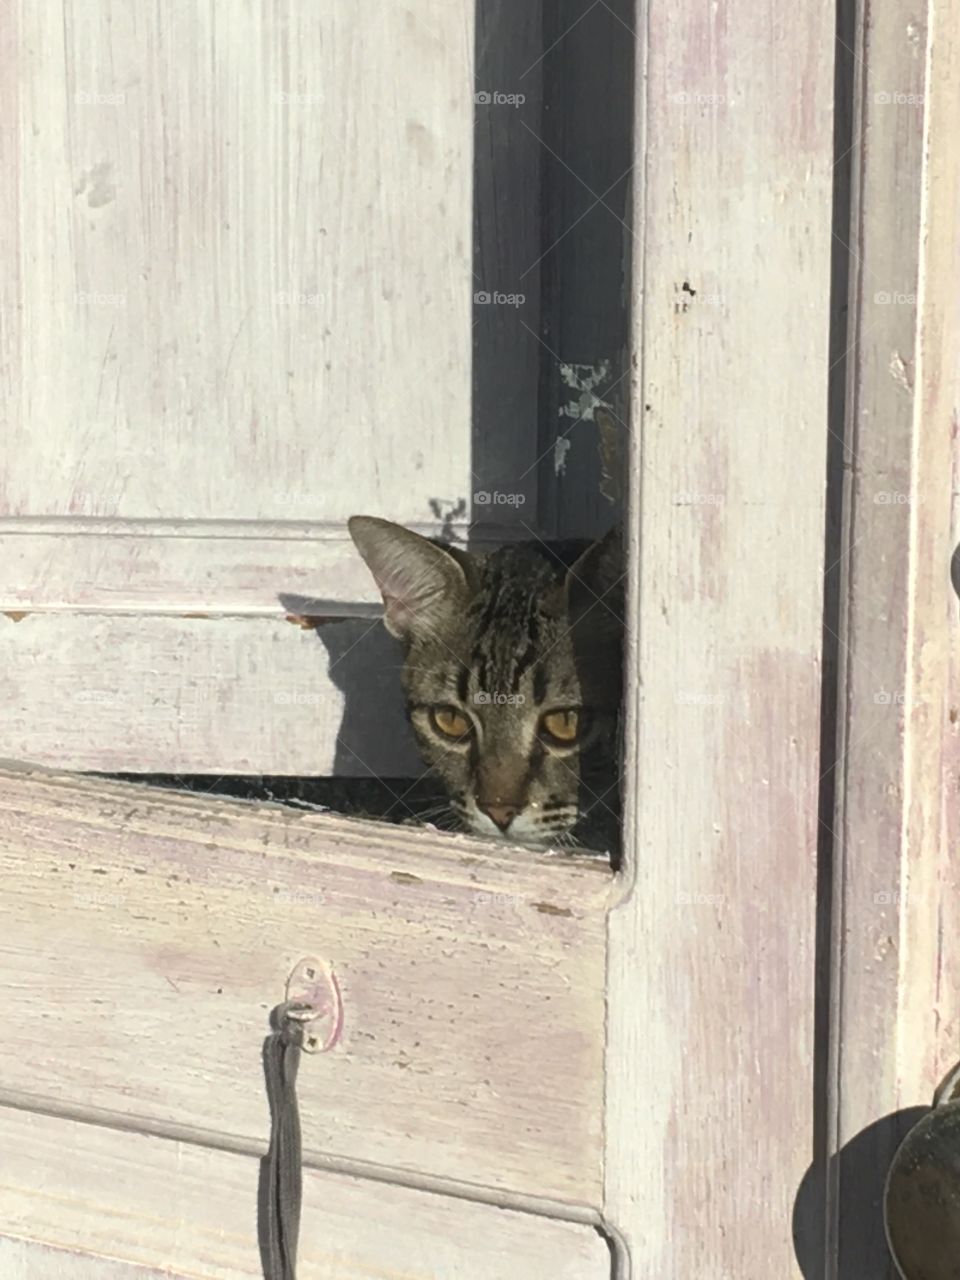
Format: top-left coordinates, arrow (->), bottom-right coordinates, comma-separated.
479,801 -> 519,832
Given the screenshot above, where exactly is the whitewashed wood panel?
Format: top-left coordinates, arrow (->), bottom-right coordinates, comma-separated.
0,1241 -> 173,1280
2,0 -> 472,528
0,522 -> 398,614
0,612 -> 422,775
0,1108 -> 610,1279
605,0 -> 834,1274
825,0 -> 960,1273
0,764 -> 609,1208
1,0 -> 477,773
0,519 -> 531,614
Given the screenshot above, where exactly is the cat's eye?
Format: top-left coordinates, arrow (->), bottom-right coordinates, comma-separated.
540,708 -> 583,745
430,705 -> 473,739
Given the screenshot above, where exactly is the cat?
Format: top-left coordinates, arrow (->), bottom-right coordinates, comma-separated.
348,516 -> 623,850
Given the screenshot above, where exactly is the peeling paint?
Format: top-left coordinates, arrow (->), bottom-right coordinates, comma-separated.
428,496 -> 467,541
74,160 -> 116,208
554,437 -> 572,475
890,352 -> 914,392
390,870 -> 423,885
558,360 -> 612,424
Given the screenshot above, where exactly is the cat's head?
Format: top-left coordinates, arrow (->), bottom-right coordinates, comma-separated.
348,516 -> 623,846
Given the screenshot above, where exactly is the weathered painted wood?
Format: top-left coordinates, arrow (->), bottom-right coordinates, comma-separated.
0,1107 -> 610,1279
0,0 -> 477,774
826,0 -> 960,1273
0,612 -> 422,775
0,521 -> 431,614
604,0 -> 834,1274
0,518 -> 550,614
2,0 -> 472,530
0,764 -> 609,1208
0,1241 -> 174,1280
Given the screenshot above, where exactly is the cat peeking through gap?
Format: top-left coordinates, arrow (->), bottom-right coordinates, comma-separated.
349,517 -> 623,849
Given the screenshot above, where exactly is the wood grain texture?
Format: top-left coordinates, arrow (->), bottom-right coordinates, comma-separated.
0,1107 -> 610,1279
2,0 -> 472,527
826,0 -> 960,1273
0,1240 -> 174,1280
0,612 -> 423,775
0,764 -> 609,1209
0,0 -> 476,774
0,523 -> 432,614
605,0 -> 834,1274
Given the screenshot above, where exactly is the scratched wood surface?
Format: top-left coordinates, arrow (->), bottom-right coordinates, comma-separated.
825,0 -> 960,1274
604,0 -> 834,1275
0,763 -> 609,1209
0,1107 -> 610,1279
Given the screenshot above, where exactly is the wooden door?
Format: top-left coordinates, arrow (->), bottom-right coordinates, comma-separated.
1,0 -> 631,780
0,0 -> 478,776
0,763 -> 612,1277
4,0 -> 959,1276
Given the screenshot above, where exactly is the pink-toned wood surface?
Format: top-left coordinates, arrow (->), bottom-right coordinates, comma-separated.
826,0 -> 960,1273
604,0 -> 835,1274
0,763 -> 610,1211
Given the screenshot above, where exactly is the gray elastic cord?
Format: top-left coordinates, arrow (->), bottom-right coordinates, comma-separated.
260,1002 -> 308,1280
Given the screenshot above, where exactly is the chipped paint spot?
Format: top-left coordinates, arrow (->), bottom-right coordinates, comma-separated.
554,437 -> 572,475
4,611 -> 28,622
428,497 -> 467,541
533,901 -> 573,917
890,352 -> 914,392
75,160 -> 116,208
558,360 -> 612,424
390,870 -> 422,885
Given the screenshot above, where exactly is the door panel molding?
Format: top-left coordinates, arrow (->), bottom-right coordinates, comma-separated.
0,1105 -> 610,1279
0,763 -> 611,1207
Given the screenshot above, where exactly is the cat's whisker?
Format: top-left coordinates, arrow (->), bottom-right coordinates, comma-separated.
415,805 -> 457,824
420,816 -> 458,832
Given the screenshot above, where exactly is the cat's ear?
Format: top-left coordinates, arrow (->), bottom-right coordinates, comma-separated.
348,516 -> 468,641
565,525 -> 624,626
